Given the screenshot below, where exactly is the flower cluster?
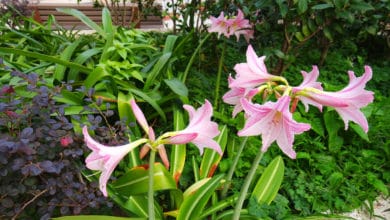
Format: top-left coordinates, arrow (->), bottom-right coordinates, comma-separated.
83,99 -> 221,196
208,9 -> 254,42
223,45 -> 374,159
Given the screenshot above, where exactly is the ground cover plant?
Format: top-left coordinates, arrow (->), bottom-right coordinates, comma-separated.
0,0 -> 389,219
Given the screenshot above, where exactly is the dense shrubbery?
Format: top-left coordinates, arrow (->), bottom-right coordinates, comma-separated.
0,65 -> 115,219
0,0 -> 388,219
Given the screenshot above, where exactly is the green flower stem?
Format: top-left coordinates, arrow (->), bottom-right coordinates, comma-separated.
214,40 -> 226,110
148,149 -> 156,219
200,194 -> 239,218
232,147 -> 265,220
181,33 -> 212,84
221,136 -> 248,198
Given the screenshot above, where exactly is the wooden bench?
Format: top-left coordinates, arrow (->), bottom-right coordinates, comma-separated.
28,3 -> 145,29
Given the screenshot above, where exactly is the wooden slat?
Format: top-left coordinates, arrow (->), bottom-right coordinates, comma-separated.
27,3 -> 163,29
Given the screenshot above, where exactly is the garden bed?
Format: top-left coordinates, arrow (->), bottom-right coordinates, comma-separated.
0,0 -> 389,219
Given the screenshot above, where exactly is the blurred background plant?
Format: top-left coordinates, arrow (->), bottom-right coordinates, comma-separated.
0,0 -> 32,28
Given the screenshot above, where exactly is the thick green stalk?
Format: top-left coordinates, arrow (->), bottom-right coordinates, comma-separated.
221,137 -> 248,198
232,148 -> 265,220
214,40 -> 226,110
181,33 -> 212,84
148,150 -> 156,219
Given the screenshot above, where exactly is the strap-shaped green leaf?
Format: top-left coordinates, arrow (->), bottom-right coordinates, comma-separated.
117,92 -> 141,168
102,7 -> 114,35
144,35 -> 177,90
84,66 -> 109,88
177,174 -> 224,220
53,216 -> 143,220
56,8 -> 106,38
0,47 -> 91,73
54,38 -> 82,82
144,52 -> 171,90
68,48 -> 102,81
199,125 -> 228,179
124,195 -> 164,219
170,107 -> 186,183
112,163 -> 177,196
251,156 -> 284,205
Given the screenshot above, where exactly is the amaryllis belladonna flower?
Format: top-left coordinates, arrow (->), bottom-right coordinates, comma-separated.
83,99 -> 222,196
293,66 -> 374,132
83,126 -> 148,196
229,45 -> 277,89
238,96 -> 311,159
208,11 -> 230,38
222,75 -> 258,117
227,9 -> 253,42
208,9 -> 253,42
167,100 -> 222,155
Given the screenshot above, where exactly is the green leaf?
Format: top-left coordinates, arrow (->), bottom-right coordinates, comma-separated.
323,27 -> 333,42
350,123 -> 369,142
102,7 -> 114,35
54,38 -> 82,82
310,118 -> 325,137
302,24 -> 310,37
54,89 -> 83,105
295,32 -> 305,42
298,0 -> 308,14
163,35 -> 178,54
311,3 -> 334,10
164,78 -> 188,97
128,87 -> 166,122
112,163 -> 177,196
68,48 -> 102,81
125,196 -> 149,217
0,47 -> 91,74
85,66 -> 109,88
177,174 -> 224,220
333,0 -> 346,9
53,216 -> 142,220
117,92 -> 142,168
199,125 -> 228,179
350,1 -> 374,12
252,156 -> 284,205
56,8 -> 106,38
327,172 -> 343,188
144,52 -> 171,90
324,110 -> 343,152
276,0 -> 288,17
124,195 -> 165,218
170,108 -> 187,183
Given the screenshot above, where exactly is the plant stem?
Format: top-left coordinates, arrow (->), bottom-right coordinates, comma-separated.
232,147 -> 265,220
181,33 -> 212,84
221,136 -> 248,198
213,40 -> 226,110
148,149 -> 156,219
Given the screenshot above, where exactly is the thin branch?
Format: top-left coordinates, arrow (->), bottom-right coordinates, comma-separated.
12,189 -> 48,220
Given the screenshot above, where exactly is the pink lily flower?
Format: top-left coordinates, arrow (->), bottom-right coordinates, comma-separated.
208,11 -> 230,38
228,9 -> 253,42
82,126 -> 148,196
234,28 -> 254,43
292,66 -> 327,112
294,66 -> 374,132
238,96 -> 311,159
229,45 -> 276,88
223,75 -> 258,117
130,99 -> 171,168
167,100 -> 222,155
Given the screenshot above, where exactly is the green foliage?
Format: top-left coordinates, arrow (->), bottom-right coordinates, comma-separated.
0,2 -> 389,219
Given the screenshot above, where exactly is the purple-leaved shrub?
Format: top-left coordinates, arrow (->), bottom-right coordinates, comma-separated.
0,65 -> 114,219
